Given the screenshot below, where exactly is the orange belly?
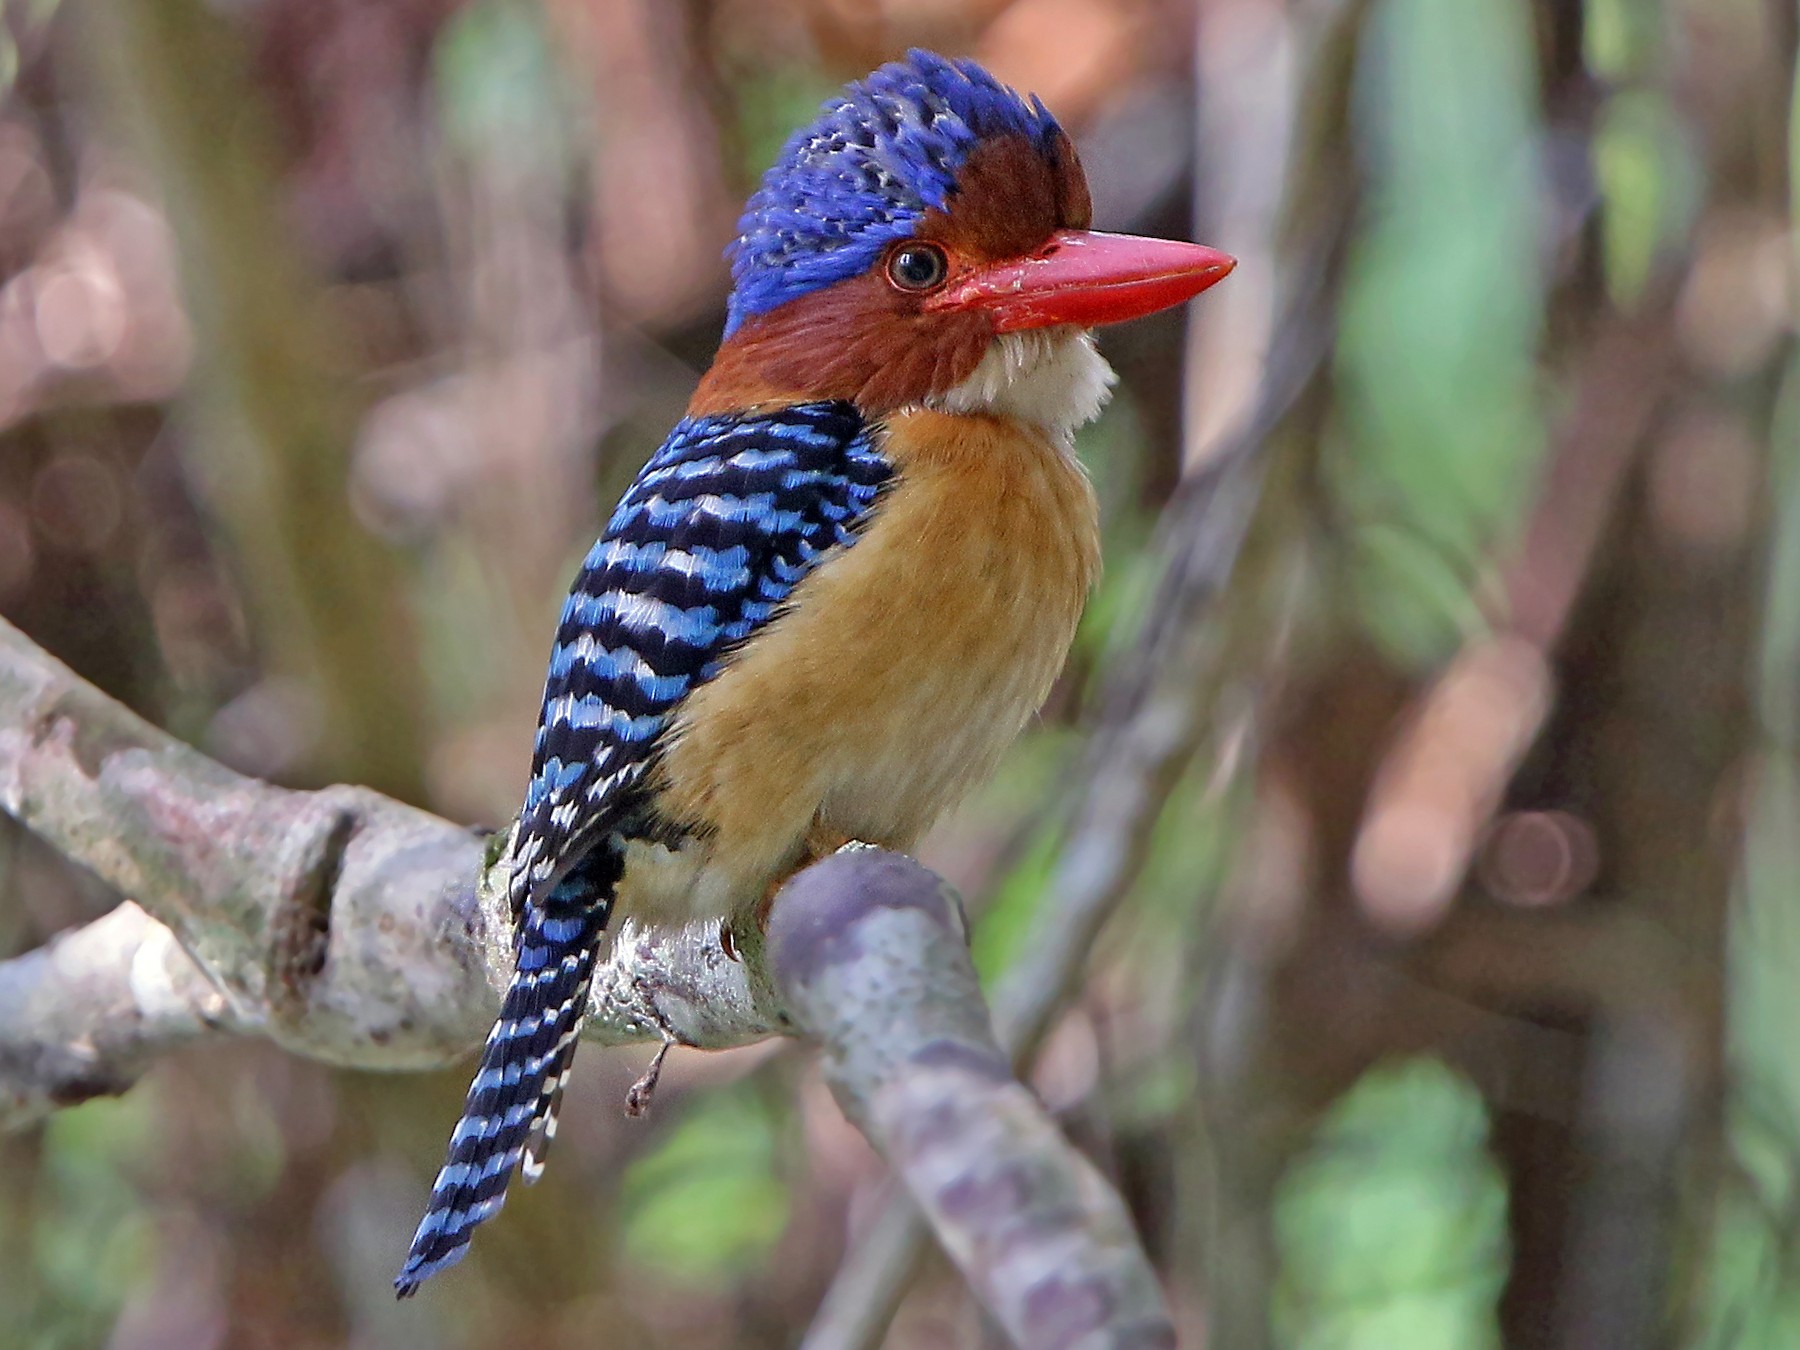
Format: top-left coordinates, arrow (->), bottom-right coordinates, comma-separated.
616,407 -> 1100,925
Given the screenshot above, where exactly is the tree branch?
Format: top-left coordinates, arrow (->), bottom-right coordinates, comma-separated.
0,619 -> 1170,1346
769,850 -> 1175,1349
0,900 -> 232,1121
0,612 -> 780,1127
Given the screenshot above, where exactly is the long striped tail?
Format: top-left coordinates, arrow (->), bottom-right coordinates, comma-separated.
394,888 -> 610,1296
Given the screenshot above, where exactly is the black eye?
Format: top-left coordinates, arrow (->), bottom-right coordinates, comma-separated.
886,242 -> 949,292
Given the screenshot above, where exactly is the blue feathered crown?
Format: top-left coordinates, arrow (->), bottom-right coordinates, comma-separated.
724,50 -> 1063,336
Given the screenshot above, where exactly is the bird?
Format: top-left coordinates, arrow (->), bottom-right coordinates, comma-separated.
394,48 -> 1233,1296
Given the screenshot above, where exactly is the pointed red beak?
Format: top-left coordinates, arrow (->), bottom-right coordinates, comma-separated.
926,229 -> 1236,332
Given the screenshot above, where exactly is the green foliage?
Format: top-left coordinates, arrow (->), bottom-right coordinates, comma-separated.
1584,0 -> 1665,81
970,813 -> 1063,986
1699,361 -> 1800,1349
1332,0 -> 1548,668
1128,766 -> 1235,930
2,1099 -> 156,1349
0,24 -> 16,103
730,68 -> 843,185
1699,755 -> 1800,1348
434,0 -> 579,179
1072,393 -> 1164,666
1272,1059 -> 1509,1350
1594,91 -> 1699,309
219,1075 -> 289,1206
1761,362 -> 1800,752
618,1086 -> 791,1284
1699,1185 -> 1800,1350
0,0 -> 65,102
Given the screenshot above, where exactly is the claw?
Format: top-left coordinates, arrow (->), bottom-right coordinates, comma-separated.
625,1035 -> 676,1117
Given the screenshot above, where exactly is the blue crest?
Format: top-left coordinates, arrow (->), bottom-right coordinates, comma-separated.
724,50 -> 1063,336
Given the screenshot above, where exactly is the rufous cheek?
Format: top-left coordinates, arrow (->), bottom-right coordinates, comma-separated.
693,273 -> 993,418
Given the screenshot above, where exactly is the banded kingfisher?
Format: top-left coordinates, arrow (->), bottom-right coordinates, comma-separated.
395,49 -> 1233,1295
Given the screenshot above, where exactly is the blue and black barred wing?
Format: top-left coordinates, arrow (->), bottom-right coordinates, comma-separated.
507,399 -> 891,907
394,401 -> 889,1297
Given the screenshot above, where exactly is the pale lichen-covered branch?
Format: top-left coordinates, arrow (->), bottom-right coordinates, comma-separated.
769,850 -> 1175,1349
0,611 -> 782,1125
0,616 -> 1166,1350
0,901 -> 232,1122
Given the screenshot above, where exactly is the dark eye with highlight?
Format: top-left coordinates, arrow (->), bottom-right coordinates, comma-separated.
885,242 -> 949,293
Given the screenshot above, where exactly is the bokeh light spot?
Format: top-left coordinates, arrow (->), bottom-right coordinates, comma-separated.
30,453 -> 124,553
1478,810 -> 1600,907
33,259 -> 128,370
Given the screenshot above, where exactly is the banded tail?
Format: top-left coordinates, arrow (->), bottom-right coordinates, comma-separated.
394,873 -> 613,1296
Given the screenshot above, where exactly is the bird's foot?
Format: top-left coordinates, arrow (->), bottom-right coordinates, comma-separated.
625,1029 -> 677,1118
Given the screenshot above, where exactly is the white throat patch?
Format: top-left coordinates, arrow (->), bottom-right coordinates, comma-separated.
930,329 -> 1116,446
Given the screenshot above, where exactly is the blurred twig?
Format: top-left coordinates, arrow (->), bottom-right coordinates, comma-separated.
78,0 -> 427,799
1351,316 -> 1677,934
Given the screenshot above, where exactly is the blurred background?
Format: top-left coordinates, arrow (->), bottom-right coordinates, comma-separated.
0,0 -> 1792,1346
